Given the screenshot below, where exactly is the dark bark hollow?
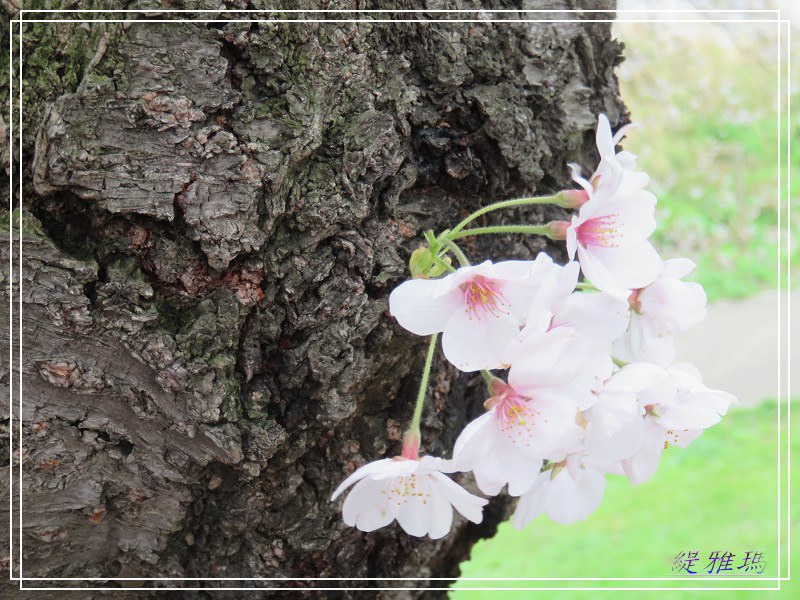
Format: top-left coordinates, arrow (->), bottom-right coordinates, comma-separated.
1,2 -> 625,597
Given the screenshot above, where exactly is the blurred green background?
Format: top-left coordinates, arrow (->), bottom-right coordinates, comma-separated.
453,5 -> 797,596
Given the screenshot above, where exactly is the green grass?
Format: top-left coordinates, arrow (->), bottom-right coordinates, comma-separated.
452,402 -> 796,597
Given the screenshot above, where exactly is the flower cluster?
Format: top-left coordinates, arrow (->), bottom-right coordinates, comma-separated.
331,114 -> 735,538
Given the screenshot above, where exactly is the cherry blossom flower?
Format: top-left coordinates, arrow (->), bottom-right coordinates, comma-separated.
389,256 -> 562,371
515,276 -> 628,410
512,453 -> 607,527
331,456 -> 488,539
564,159 -> 662,300
613,259 -> 708,366
453,327 -> 591,496
611,363 -> 737,485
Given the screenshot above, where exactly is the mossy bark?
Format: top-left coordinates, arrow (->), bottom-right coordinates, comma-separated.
1,1 -> 626,597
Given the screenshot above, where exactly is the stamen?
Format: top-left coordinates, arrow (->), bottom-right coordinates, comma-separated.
576,213 -> 622,248
461,276 -> 510,320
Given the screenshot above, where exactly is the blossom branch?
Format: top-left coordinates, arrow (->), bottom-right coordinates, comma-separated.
447,195 -> 560,236
447,224 -> 552,240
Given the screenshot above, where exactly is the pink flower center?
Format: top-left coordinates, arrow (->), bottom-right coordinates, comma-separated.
576,214 -> 622,248
461,276 -> 510,320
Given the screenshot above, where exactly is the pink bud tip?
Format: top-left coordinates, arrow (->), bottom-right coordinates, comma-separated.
546,221 -> 570,241
556,189 -> 590,209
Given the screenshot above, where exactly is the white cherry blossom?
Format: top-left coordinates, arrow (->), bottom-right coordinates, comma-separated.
616,362 -> 737,485
331,456 -> 487,539
454,327 -> 592,496
565,160 -> 662,300
561,115 -> 662,300
512,454 -> 607,527
613,258 -> 708,366
389,256 -> 562,371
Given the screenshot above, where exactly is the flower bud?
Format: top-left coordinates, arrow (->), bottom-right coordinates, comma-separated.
555,188 -> 590,209
546,220 -> 571,241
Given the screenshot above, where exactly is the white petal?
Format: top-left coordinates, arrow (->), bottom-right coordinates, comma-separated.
442,305 -> 522,371
526,394 -> 585,460
331,458 -> 398,500
614,317 -> 677,367
508,328 -> 585,393
595,114 -> 614,158
640,278 -> 707,335
430,472 -> 488,524
512,473 -> 549,530
661,258 -> 697,280
603,362 -> 665,394
389,278 -> 462,336
452,411 -> 497,471
426,482 -> 455,539
553,291 -> 630,345
390,475 -> 431,537
544,464 -> 606,524
622,421 -> 664,486
342,478 -> 394,531
578,241 -> 662,299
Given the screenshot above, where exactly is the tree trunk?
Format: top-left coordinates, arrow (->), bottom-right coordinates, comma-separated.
1,1 -> 625,597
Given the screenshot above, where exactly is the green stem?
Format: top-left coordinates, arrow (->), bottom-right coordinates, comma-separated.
449,196 -> 559,235
448,224 -> 551,240
575,282 -> 599,291
431,254 -> 457,274
612,356 -> 628,369
480,369 -> 495,386
408,333 -> 440,435
440,238 -> 472,267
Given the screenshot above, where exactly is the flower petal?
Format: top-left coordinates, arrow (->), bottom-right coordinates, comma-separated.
389,278 -> 462,336
331,458 -> 397,500
442,303 -> 521,371
343,477 -> 395,532
430,472 -> 488,524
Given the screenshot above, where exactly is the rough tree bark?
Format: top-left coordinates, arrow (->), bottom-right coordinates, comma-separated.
1,1 -> 626,597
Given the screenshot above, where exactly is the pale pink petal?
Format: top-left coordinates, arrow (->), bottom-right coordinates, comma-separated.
331,458 -> 397,500
578,240 -> 662,299
390,475 -> 431,537
596,114 -> 615,157
452,411 -> 497,471
426,482 -> 455,539
561,346 -> 613,410
640,278 -> 707,335
657,402 -> 721,431
343,478 -> 394,531
512,473 -> 549,530
603,362 -> 665,394
661,258 -> 697,280
508,328 -> 585,393
441,305 -> 521,371
622,421 -> 664,486
553,291 -> 630,345
614,314 -> 677,366
389,278 -> 462,336
544,465 -> 606,524
430,472 -> 488,524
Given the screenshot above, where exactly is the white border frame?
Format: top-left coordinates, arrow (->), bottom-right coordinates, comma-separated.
6,7 -> 792,593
